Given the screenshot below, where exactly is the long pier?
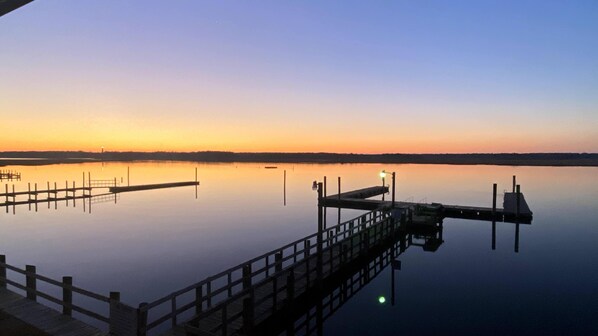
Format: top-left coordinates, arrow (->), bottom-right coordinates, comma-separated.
1,175 -> 199,210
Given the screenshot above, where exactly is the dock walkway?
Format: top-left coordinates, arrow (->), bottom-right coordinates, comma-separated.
0,288 -> 105,336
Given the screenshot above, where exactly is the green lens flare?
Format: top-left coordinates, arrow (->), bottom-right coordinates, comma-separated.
378,296 -> 386,304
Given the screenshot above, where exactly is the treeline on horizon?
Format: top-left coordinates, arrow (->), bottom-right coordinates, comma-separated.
1,151 -> 597,166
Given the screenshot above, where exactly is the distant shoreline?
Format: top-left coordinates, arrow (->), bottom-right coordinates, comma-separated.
1,151 -> 597,167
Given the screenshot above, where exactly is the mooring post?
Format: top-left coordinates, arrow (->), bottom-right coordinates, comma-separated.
492,183 -> 497,217
0,255 -> 6,288
26,265 -> 36,301
283,170 -> 286,206
515,223 -> 520,253
128,166 -> 130,186
516,184 -> 521,218
382,175 -> 385,201
317,182 -> 323,232
512,175 -> 516,193
392,172 -> 396,208
195,285 -> 203,316
62,276 -> 73,316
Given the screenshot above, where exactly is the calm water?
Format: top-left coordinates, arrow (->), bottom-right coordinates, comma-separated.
1,162 -> 597,335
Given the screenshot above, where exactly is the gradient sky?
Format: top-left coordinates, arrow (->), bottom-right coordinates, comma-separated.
1,1 -> 597,153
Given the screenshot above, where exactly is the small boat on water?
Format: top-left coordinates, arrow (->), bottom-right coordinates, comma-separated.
264,166 -> 278,169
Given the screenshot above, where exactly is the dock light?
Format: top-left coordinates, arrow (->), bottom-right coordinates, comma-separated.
378,296 -> 386,304
379,171 -> 387,179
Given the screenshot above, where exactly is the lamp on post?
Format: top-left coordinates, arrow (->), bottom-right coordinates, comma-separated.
379,170 -> 396,208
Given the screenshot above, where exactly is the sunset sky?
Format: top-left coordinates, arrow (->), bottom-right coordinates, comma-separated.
1,1 -> 597,153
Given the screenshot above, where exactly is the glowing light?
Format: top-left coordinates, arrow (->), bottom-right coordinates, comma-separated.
379,171 -> 386,179
378,296 -> 386,304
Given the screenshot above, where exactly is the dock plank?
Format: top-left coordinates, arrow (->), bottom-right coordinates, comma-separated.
0,288 -> 106,336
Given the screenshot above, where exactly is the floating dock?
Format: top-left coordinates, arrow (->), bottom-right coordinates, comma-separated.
109,181 -> 199,193
321,186 -> 533,223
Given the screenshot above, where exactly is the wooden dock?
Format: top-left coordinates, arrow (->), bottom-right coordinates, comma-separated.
0,170 -> 21,181
0,255 -> 140,336
321,185 -> 533,224
134,209 -> 416,336
0,288 -> 105,336
109,181 -> 199,193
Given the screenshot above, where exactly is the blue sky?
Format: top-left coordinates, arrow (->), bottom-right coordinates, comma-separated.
1,1 -> 597,152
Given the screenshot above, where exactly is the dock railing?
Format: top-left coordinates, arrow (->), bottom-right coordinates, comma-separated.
140,209 -> 391,335
0,255 -> 140,334
88,179 -> 119,188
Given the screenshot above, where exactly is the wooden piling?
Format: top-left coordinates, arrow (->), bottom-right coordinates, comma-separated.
242,264 -> 252,290
516,185 -> 521,218
62,276 -> 73,316
391,172 -> 396,208
242,294 -> 254,332
26,265 -> 36,301
138,302 -> 148,336
492,183 -> 497,217
513,175 -> 516,193
0,255 -> 6,288
195,286 -> 203,315
275,252 -> 282,273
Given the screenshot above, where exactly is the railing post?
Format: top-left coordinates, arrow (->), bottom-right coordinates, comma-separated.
0,255 -> 6,288
286,268 -> 295,305
25,265 -> 36,301
62,276 -> 72,316
138,302 -> 148,336
195,285 -> 203,316
275,252 -> 282,273
242,290 -> 254,333
242,264 -> 252,290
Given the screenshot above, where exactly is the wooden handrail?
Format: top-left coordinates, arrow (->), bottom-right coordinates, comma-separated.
0,258 -> 117,326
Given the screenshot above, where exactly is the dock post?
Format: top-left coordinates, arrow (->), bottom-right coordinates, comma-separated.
0,255 -> 6,288
492,183 -> 497,218
275,252 -> 282,273
242,290 -> 255,332
195,286 -> 203,315
128,166 -> 130,186
515,223 -> 520,253
283,170 -> 286,206
516,185 -> 521,218
392,172 -> 396,208
62,276 -> 72,316
382,175 -> 385,201
492,220 -> 496,250
317,182 -> 323,232
242,264 -> 252,290
513,175 -> 516,193
286,268 -> 295,304
138,302 -> 148,336
25,265 -> 36,301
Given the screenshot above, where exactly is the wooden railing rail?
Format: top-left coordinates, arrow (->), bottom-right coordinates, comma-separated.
0,255 -> 137,333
